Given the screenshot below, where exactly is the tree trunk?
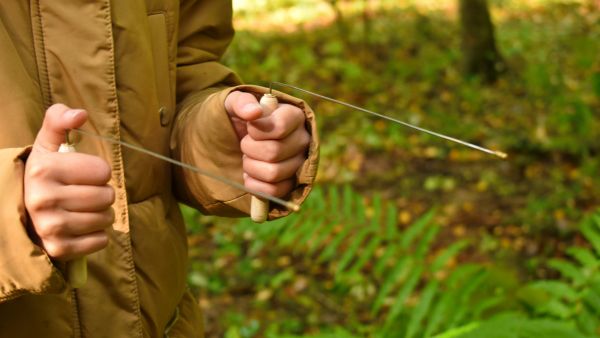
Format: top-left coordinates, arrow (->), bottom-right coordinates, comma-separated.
459,0 -> 504,83
327,0 -> 348,39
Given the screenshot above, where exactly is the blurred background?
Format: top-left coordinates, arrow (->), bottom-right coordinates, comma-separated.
182,1 -> 600,337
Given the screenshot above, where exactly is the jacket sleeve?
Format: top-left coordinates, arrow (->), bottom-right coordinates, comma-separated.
0,147 -> 67,303
171,0 -> 319,219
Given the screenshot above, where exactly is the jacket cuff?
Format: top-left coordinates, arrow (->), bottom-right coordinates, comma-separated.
0,147 -> 67,302
172,85 -> 319,219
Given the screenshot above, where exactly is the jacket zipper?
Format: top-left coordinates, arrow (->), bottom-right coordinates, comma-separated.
71,289 -> 83,338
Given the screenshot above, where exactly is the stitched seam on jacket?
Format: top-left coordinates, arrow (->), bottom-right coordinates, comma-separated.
31,4 -> 80,336
100,1 -> 144,337
37,4 -> 82,334
31,0 -> 53,107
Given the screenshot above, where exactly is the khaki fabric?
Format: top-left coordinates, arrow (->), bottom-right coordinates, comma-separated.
0,1 -> 319,337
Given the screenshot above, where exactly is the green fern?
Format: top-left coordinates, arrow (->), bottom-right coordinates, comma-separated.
515,210 -> 600,336
227,186 -> 493,338
433,313 -> 592,338
197,188 -> 600,338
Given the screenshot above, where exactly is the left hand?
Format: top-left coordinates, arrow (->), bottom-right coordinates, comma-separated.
225,90 -> 310,198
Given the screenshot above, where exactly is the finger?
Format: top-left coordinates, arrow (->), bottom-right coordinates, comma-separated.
25,182 -> 114,213
27,152 -> 111,186
247,104 -> 305,141
243,154 -> 304,183
243,174 -> 295,198
57,185 -> 115,212
224,91 -> 263,121
44,230 -> 109,261
35,104 -> 87,153
241,127 -> 310,162
63,209 -> 115,236
35,208 -> 115,239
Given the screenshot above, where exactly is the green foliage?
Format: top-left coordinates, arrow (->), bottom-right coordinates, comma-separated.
243,186 -> 490,338
430,210 -> 600,338
225,0 -> 600,235
516,212 -> 600,335
186,202 -> 600,338
189,1 -> 600,337
433,313 -> 592,338
187,186 -> 508,337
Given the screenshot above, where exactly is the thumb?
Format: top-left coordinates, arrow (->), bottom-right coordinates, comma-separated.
225,91 -> 264,122
34,104 -> 88,152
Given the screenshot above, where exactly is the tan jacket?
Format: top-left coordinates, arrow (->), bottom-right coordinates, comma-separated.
0,1 -> 318,337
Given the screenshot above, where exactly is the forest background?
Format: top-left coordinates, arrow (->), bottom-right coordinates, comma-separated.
182,0 -> 600,337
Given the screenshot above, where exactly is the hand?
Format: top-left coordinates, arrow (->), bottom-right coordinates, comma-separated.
24,104 -> 115,261
225,91 -> 310,198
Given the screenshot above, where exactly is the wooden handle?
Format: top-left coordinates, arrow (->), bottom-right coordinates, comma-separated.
250,93 -> 279,223
58,143 -> 88,288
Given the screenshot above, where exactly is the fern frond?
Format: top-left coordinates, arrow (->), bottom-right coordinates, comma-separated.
405,280 -> 440,338
372,257 -> 412,314
317,220 -> 354,263
430,240 -> 470,273
384,264 -> 425,329
448,269 -> 488,327
581,215 -> 600,257
547,259 -> 586,286
373,243 -> 400,278
335,225 -> 374,276
415,225 -> 441,258
566,247 -> 599,271
526,280 -> 579,302
400,209 -> 435,250
346,234 -> 382,276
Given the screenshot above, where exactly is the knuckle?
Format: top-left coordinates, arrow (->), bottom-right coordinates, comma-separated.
264,164 -> 281,182
287,105 -> 304,117
295,108 -> 306,121
26,190 -> 58,212
43,104 -> 68,125
299,129 -> 311,148
35,216 -> 64,238
26,160 -> 51,180
43,239 -> 69,259
240,135 -> 253,153
272,119 -> 288,139
46,103 -> 69,116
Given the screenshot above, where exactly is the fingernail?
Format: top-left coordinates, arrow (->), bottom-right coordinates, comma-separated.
67,109 -> 85,119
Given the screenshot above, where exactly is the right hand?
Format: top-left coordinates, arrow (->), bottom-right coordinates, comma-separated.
24,104 -> 115,261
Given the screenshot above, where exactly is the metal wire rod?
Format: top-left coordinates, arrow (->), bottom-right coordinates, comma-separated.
271,81 -> 507,159
71,128 -> 300,211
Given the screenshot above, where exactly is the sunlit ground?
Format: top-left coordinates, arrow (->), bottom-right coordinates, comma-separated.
232,0 -> 591,32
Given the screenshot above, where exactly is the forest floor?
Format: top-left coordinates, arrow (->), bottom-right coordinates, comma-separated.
184,1 -> 600,337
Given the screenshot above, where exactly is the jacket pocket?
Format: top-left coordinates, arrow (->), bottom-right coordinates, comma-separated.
148,13 -> 174,127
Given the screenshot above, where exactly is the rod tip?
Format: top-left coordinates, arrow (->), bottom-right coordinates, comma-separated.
494,151 -> 508,159
286,202 -> 301,212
